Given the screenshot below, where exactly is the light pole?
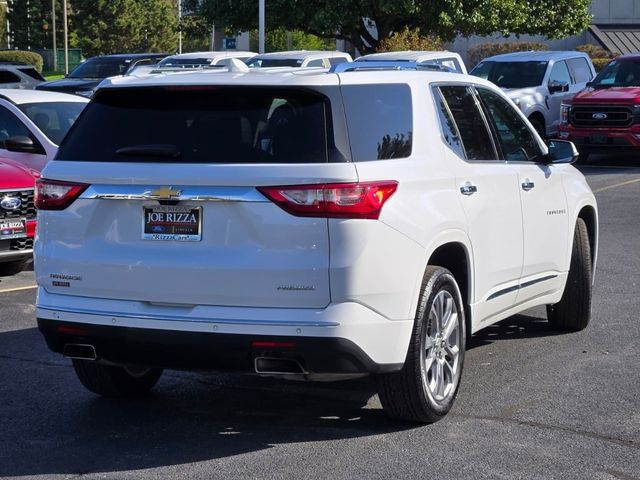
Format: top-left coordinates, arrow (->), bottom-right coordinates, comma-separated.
258,0 -> 264,53
178,0 -> 182,54
51,0 -> 57,72
62,0 -> 68,74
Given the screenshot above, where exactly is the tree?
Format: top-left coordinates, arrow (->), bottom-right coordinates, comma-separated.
186,0 -> 592,54
7,0 -> 59,50
377,27 -> 442,53
249,28 -> 334,52
70,0 -> 179,56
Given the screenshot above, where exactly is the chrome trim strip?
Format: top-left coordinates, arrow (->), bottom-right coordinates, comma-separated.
0,248 -> 32,259
487,274 -> 558,301
80,185 -> 268,203
0,188 -> 33,193
37,305 -> 340,328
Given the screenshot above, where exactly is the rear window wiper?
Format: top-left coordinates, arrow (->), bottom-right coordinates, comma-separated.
116,144 -> 181,159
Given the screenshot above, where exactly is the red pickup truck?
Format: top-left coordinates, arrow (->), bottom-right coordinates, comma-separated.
558,54 -> 640,160
0,157 -> 38,276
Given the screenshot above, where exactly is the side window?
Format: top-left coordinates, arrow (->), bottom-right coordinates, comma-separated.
306,59 -> 325,67
0,106 -> 33,148
439,85 -> 496,161
329,57 -> 348,66
341,84 -> 412,161
18,67 -> 45,81
477,88 -> 543,162
567,57 -> 593,83
0,71 -> 21,84
435,58 -> 463,73
549,60 -> 571,85
432,88 -> 465,159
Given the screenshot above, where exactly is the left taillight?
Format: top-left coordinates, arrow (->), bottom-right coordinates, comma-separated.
35,179 -> 89,210
258,181 -> 398,219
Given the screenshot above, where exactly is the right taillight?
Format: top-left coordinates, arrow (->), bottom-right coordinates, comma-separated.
258,181 -> 398,219
35,179 -> 89,210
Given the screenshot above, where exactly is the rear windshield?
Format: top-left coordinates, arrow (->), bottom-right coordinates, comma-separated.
471,61 -> 548,88
246,58 -> 303,68
18,67 -> 45,81
57,86 -> 338,163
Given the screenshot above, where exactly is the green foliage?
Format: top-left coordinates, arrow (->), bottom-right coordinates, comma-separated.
187,0 -> 591,54
249,28 -> 334,52
0,50 -> 44,72
70,0 -> 179,57
377,27 -> 443,53
468,42 -> 549,67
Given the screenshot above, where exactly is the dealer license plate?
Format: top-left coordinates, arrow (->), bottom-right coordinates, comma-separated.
0,219 -> 26,240
143,205 -> 202,242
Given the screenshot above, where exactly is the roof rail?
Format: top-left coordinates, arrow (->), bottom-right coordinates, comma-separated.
330,60 -> 453,73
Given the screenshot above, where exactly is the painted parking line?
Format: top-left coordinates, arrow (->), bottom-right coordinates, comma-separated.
0,285 -> 37,294
593,177 -> 640,193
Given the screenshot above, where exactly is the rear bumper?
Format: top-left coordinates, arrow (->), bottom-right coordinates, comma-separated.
38,318 -> 401,376
36,289 -> 413,375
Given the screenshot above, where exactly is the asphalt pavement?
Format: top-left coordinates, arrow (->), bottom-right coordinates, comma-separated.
1,159 -> 639,480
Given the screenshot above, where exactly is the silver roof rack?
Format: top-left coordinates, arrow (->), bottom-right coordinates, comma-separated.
330,60 -> 453,73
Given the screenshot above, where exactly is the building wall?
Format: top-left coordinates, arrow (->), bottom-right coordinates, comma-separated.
591,0 -> 640,23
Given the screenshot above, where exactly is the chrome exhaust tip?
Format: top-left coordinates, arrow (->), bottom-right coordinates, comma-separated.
254,356 -> 305,375
63,344 -> 97,361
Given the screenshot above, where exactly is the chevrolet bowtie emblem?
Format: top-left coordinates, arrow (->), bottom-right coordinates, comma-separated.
148,186 -> 182,200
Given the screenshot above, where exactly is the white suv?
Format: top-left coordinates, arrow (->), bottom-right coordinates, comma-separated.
35,62 -> 598,423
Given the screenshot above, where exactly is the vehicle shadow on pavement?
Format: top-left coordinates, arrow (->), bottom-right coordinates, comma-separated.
467,313 -> 564,350
0,327 -> 413,477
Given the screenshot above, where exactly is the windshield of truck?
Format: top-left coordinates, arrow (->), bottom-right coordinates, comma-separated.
590,58 -> 640,88
68,58 -> 134,79
471,61 -> 548,88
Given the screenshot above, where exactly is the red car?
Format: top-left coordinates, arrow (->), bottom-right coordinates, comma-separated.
0,157 -> 38,276
558,54 -> 640,160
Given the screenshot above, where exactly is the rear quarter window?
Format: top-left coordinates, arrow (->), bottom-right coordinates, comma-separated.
341,84 -> 412,161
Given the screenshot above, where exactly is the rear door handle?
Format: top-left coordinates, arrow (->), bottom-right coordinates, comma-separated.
521,179 -> 535,191
460,182 -> 478,196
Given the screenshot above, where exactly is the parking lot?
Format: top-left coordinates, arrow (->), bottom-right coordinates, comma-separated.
1,158 -> 639,480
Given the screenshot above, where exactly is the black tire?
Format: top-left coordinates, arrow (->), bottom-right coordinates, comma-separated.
72,360 -> 163,397
376,266 -> 466,424
546,218 -> 592,331
0,260 -> 28,276
529,116 -> 546,140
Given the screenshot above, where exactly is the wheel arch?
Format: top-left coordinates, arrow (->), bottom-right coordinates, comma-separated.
426,241 -> 473,338
528,110 -> 547,135
577,204 -> 598,278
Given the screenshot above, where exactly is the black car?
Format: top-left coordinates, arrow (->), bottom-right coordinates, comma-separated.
36,53 -> 168,97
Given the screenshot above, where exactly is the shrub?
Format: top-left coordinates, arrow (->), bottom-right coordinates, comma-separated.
468,42 -> 549,68
576,44 -> 615,60
0,50 -> 44,72
377,27 -> 443,52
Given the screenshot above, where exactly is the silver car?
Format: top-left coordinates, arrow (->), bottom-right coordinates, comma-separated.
471,51 -> 596,138
0,63 -> 45,89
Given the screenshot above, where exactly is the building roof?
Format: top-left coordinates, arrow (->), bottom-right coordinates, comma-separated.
589,24 -> 640,55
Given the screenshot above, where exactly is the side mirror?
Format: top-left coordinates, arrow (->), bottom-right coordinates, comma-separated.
548,80 -> 569,94
543,139 -> 578,164
4,136 -> 43,154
